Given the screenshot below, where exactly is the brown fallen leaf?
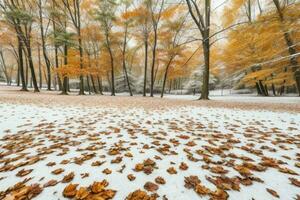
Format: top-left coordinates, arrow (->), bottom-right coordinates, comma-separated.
289,178 -> 300,187
63,184 -> 78,198
266,188 -> 280,198
125,189 -> 155,200
62,172 -> 75,183
75,187 -> 89,200
210,189 -> 229,200
155,177 -> 166,185
233,165 -> 252,176
134,164 -> 144,172
278,167 -> 298,175
167,167 -> 177,175
81,173 -> 89,179
127,174 -> 136,181
210,166 -> 228,174
184,176 -> 201,189
43,180 -> 58,188
179,162 -> 188,170
102,168 -> 112,175
51,168 -> 64,175
195,184 -> 211,195
16,169 -> 33,177
144,182 -> 159,192
91,180 -> 109,194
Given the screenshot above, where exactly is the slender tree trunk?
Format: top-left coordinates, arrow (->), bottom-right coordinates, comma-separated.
150,29 -> 158,97
97,76 -> 103,95
38,44 -> 42,89
25,55 -> 28,87
168,79 -> 172,94
122,25 -> 133,96
264,84 -> 269,96
17,37 -> 28,91
143,39 -> 148,96
161,58 -> 173,98
61,42 -> 68,95
107,71 -> 111,92
86,75 -> 91,94
109,49 -> 115,96
17,62 -> 20,86
0,50 -> 9,85
52,0 -> 62,91
38,0 -> 51,90
258,80 -> 267,96
25,44 -> 39,92
91,75 -> 98,94
107,38 -> 115,96
74,0 -> 84,95
272,83 -> 276,96
256,82 -> 262,95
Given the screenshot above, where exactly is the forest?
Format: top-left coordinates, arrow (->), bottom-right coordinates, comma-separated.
0,1 -> 300,200
0,0 -> 299,99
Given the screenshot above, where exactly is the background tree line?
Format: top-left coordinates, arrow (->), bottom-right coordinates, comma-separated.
0,0 -> 299,99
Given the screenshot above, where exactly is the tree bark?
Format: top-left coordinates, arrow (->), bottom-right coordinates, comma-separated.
143,39 -> 148,97
107,41 -> 115,96
61,40 -> 68,95
150,27 -> 158,97
161,57 -> 174,98
38,0 -> 51,90
122,24 -> 133,96
25,44 -> 39,92
97,76 -> 103,95
38,44 -> 42,89
273,0 -> 300,95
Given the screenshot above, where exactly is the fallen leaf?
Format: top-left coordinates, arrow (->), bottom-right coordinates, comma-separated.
266,188 -> 279,198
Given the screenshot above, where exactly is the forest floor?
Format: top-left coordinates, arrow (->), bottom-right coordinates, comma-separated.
0,86 -> 299,200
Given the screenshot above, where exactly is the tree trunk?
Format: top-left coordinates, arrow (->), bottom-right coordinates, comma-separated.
264,84 -> 269,96
61,42 -> 68,95
78,34 -> 85,95
150,28 -> 158,97
38,44 -> 42,89
91,75 -> 98,94
25,55 -> 29,87
143,39 -> 148,97
273,0 -> 300,96
52,6 -> 62,91
0,50 -> 9,85
76,0 -> 84,95
25,44 -> 39,92
258,80 -> 267,96
161,58 -> 173,98
255,82 -> 263,95
200,38 -> 210,100
272,83 -> 276,96
18,38 -> 27,91
38,0 -> 51,90
97,76 -> 103,95
86,75 -> 91,94
17,62 -> 20,86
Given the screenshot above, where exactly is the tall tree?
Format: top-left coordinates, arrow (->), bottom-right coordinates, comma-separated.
0,0 -> 39,92
38,0 -> 52,90
62,0 -> 85,95
149,0 -> 165,97
272,0 -> 300,95
96,0 -> 117,96
186,0 -> 211,100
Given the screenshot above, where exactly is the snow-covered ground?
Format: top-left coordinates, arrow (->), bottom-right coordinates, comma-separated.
0,94 -> 299,200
